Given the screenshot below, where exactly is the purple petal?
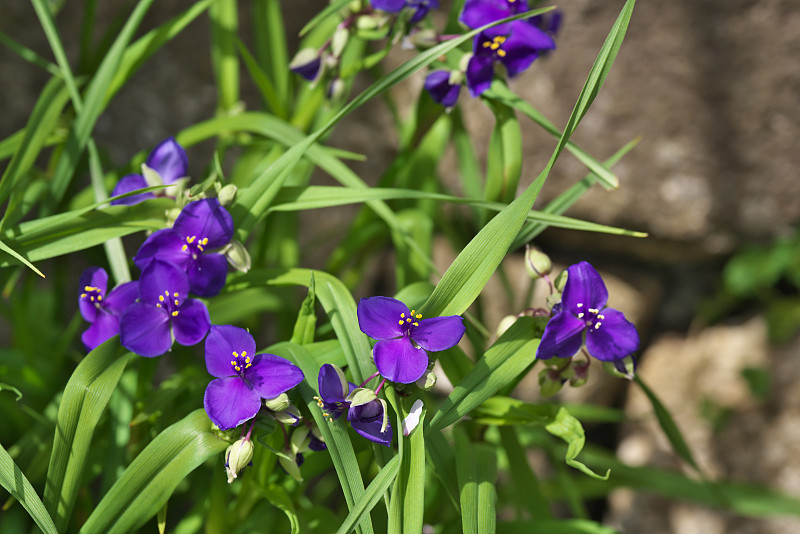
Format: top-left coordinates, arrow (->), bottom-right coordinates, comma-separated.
187,253 -> 228,297
536,311 -> 585,360
138,259 -> 190,307
81,311 -> 119,351
357,297 -> 407,340
172,199 -> 234,249
424,70 -> 461,108
204,376 -> 261,430
119,302 -> 172,357
373,338 -> 429,384
78,267 -> 107,321
460,0 -> 511,29
244,353 -> 304,399
500,22 -> 554,77
585,308 -> 640,361
103,281 -> 139,316
371,0 -> 406,12
133,229 -> 189,273
318,363 -> 348,403
466,53 -> 494,98
205,325 -> 257,378
171,298 -> 211,347
412,316 -> 465,351
110,174 -> 155,206
290,55 -> 322,81
146,137 -> 188,185
351,416 -> 393,447
561,262 -> 609,315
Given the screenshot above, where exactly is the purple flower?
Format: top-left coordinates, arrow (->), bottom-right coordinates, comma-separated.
119,259 -> 211,357
78,267 -> 138,351
357,297 -> 465,384
289,49 -> 323,81
465,22 -> 555,97
372,0 -> 439,24
316,364 -> 393,446
203,325 -> 304,430
536,262 -> 639,361
133,199 -> 234,297
459,0 -> 529,30
110,137 -> 189,206
424,70 -> 462,108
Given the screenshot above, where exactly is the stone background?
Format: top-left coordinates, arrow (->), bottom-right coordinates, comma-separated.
2,0 -> 799,532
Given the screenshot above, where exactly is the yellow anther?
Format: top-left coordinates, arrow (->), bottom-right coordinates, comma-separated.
245,363 -> 252,369
165,290 -> 170,295
156,303 -> 162,308
413,322 -> 419,327
181,245 -> 188,252
187,236 -> 196,243
598,314 -> 605,320
322,412 -> 330,418
490,42 -> 500,50
577,303 -> 583,308
416,313 -> 422,319
97,295 -> 103,301
159,295 -> 165,302
245,357 -> 251,364
173,292 -> 179,297
197,245 -> 204,252
171,311 -> 179,317
406,318 -> 412,323
411,310 -> 416,315
231,360 -> 237,366
232,351 -> 239,358
235,365 -> 241,372
84,285 -> 92,291
595,323 -> 602,329
80,293 -> 87,298
497,49 -> 506,57
201,238 -> 209,245
483,41 -> 491,48
242,351 -> 247,357
174,299 -> 179,305
577,312 -> 584,319
401,313 -> 406,318
399,320 -> 404,325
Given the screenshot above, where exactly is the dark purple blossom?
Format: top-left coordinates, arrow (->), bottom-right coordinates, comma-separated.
289,49 -> 323,81
203,325 -> 304,430
119,259 -> 211,357
133,199 -> 234,297
110,137 -> 189,206
536,262 -> 639,361
424,70 -> 462,108
465,23 -> 555,97
357,297 -> 465,384
459,0 -> 529,30
315,364 -> 393,446
78,267 -> 138,351
372,0 -> 439,24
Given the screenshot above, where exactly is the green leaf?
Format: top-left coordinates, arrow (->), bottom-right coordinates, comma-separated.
428,317 -> 541,432
455,429 -> 497,534
0,442 -> 58,534
79,409 -> 228,534
209,0 -> 240,113
497,426 -> 552,520
262,484 -> 301,534
497,519 -> 621,534
43,337 -> 130,532
634,375 -> 700,472
335,455 -> 401,534
290,274 -> 317,345
386,391 -> 426,534
299,0 -> 351,37
544,407 -> 610,480
270,342 -> 374,534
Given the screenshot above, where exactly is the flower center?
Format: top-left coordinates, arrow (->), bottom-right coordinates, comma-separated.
80,285 -> 104,309
397,309 -> 422,334
155,289 -> 182,317
481,35 -> 508,58
229,350 -> 252,377
181,235 -> 210,259
575,302 -> 605,330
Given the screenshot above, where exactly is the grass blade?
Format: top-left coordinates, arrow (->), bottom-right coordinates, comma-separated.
0,442 -> 58,534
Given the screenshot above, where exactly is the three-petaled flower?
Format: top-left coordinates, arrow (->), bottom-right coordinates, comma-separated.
536,262 -> 639,362
119,259 -> 211,357
203,325 -> 304,430
357,296 -> 465,384
134,198 -> 234,297
110,137 -> 189,206
315,364 -> 392,446
78,267 -> 138,351
424,70 -> 462,108
459,0 -> 556,97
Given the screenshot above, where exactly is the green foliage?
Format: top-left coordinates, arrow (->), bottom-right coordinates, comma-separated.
3,1 -> 798,533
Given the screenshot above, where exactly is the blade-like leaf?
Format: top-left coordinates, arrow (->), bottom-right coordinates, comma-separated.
455,429 -> 497,534
0,442 -> 58,534
335,455 -> 401,534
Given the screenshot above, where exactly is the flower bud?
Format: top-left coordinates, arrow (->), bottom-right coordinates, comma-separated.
331,27 -> 349,58
402,399 -> 424,437
216,184 -> 237,207
223,240 -> 251,273
224,438 -> 254,484
603,355 -> 637,380
496,315 -> 518,337
264,393 -> 290,412
415,368 -> 437,391
553,269 -> 568,292
278,451 -> 304,482
327,78 -> 347,104
538,366 -> 566,398
407,28 -> 437,48
289,48 -> 322,81
568,360 -> 590,388
525,245 -> 552,279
